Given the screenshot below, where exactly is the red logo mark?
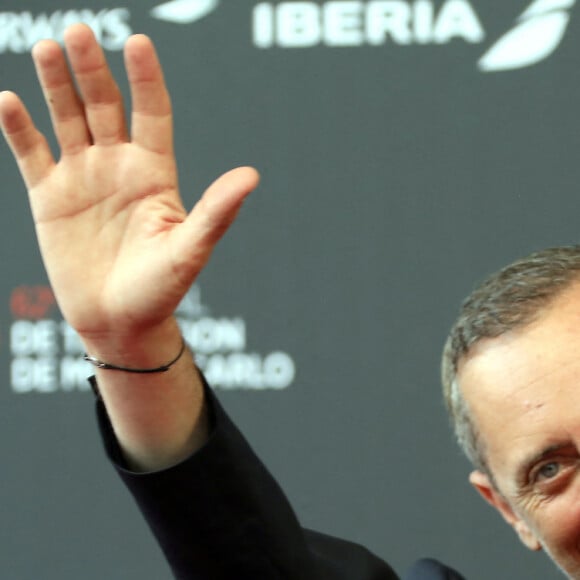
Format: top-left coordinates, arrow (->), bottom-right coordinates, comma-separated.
11,286 -> 57,319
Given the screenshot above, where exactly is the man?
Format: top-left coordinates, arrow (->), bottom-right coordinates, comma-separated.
442,247 -> 580,579
0,23 -> 466,579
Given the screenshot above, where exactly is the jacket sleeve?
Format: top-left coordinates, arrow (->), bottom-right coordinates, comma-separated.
94,374 -> 399,580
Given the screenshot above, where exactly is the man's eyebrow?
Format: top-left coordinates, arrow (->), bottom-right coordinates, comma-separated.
514,442 -> 575,488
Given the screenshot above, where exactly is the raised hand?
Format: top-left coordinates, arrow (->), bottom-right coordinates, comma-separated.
0,24 -> 259,344
0,24 -> 259,469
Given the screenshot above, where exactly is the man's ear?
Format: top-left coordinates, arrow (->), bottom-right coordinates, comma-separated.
469,469 -> 541,551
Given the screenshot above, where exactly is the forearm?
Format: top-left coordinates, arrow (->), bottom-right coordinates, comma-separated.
83,316 -> 209,472
97,373 -> 318,580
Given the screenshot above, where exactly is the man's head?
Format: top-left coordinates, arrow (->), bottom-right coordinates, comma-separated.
442,245 -> 580,577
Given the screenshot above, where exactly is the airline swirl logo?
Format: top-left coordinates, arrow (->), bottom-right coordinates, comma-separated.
479,0 -> 576,72
150,0 -> 221,23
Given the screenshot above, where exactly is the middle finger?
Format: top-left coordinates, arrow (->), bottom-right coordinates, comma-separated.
63,24 -> 128,146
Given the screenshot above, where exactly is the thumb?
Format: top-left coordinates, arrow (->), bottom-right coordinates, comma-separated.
170,166 -> 260,278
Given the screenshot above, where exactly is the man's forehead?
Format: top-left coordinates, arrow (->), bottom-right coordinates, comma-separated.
458,329 -> 580,426
457,289 -> 580,481
459,282 -> 580,390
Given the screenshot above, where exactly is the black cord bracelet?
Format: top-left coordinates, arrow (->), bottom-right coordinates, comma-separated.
83,339 -> 187,374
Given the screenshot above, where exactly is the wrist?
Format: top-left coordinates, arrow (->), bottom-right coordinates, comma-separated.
79,317 -> 184,370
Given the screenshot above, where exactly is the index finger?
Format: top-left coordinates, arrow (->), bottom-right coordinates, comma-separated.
124,34 -> 173,155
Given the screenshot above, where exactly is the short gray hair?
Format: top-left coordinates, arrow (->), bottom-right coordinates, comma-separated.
442,245 -> 580,475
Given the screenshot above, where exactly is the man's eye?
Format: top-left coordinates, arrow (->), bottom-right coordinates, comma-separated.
536,462 -> 560,481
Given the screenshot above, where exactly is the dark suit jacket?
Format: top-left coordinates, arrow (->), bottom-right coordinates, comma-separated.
94,376 -> 466,579
406,559 -> 466,580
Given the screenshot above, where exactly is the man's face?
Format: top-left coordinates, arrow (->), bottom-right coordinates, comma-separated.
458,283 -> 580,578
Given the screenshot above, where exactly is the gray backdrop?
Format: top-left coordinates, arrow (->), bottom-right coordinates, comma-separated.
1,0 -> 579,578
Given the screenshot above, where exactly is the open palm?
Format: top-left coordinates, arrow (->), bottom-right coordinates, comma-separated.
0,24 -> 258,340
